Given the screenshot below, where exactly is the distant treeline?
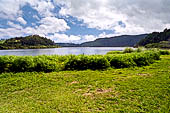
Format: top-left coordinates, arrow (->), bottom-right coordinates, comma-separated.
0,35 -> 59,49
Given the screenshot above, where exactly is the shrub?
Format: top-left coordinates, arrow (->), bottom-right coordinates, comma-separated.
64,55 -> 110,70
109,54 -> 136,68
12,56 -> 35,72
135,47 -> 146,53
108,51 -> 160,68
33,56 -> 61,72
132,51 -> 160,66
107,51 -> 123,55
123,48 -> 134,53
0,56 -> 16,73
159,50 -> 170,55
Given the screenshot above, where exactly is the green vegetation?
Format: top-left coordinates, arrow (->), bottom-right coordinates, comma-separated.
0,40 -> 5,44
107,51 -> 123,54
145,41 -> 170,48
137,28 -> 170,48
107,48 -> 145,55
0,55 -> 170,112
123,48 -> 134,53
0,51 -> 161,73
0,35 -> 59,49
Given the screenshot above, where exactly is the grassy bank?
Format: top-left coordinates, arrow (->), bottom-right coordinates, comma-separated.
0,55 -> 170,112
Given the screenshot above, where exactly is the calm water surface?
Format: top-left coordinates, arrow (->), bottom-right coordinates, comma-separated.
0,47 -> 128,56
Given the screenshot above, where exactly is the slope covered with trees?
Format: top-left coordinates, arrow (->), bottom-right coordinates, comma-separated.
137,28 -> 170,48
80,34 -> 147,47
0,35 -> 59,49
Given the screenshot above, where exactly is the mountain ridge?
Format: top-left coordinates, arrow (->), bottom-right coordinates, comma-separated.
56,34 -> 147,47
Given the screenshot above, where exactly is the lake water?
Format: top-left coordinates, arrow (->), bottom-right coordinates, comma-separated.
0,47 -> 128,56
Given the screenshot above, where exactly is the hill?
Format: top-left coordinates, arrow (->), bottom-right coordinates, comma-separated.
80,34 -> 147,47
137,28 -> 170,48
56,43 -> 80,47
0,35 -> 59,49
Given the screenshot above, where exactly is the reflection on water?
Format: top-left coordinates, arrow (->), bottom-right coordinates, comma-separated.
0,47 -> 127,56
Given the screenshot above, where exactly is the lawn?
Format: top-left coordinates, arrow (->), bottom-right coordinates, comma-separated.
0,55 -> 170,112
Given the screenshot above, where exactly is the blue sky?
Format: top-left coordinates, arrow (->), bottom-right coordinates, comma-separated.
0,0 -> 170,43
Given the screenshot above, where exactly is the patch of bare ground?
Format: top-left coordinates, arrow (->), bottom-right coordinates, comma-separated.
70,81 -> 79,85
83,88 -> 113,96
136,73 -> 151,76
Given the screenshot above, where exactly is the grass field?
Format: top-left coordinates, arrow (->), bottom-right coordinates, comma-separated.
0,55 -> 170,112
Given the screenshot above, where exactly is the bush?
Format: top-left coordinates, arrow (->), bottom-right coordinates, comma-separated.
132,51 -> 160,66
123,48 -> 134,53
0,56 -> 16,73
108,51 -> 160,68
64,55 -> 110,70
109,54 -> 136,68
159,50 -> 170,55
12,56 -> 35,72
107,51 -> 123,54
135,47 -> 146,53
33,56 -> 63,72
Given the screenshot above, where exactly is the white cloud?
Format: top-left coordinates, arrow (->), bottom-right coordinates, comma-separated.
48,33 -> 99,44
17,17 -> 27,25
33,15 -> 40,20
0,0 -> 55,19
28,0 -> 55,17
7,21 -> 23,29
55,0 -> 170,35
0,0 -> 24,20
48,33 -> 81,43
0,17 -> 70,40
1,0 -> 170,43
37,16 -> 70,35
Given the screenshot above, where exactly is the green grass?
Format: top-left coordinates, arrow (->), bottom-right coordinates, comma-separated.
0,55 -> 170,112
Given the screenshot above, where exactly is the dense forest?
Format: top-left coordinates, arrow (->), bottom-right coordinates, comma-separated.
137,28 -> 170,48
0,35 -> 59,49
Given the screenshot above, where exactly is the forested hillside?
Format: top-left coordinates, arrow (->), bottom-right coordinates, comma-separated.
137,28 -> 170,48
80,34 -> 147,47
0,35 -> 59,49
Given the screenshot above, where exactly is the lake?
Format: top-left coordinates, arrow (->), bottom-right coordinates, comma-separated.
0,47 -> 128,56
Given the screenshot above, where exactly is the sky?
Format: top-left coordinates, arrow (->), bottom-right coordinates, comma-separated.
0,0 -> 170,44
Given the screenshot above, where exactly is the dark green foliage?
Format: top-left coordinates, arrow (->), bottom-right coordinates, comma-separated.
159,50 -> 170,55
64,55 -> 110,70
138,28 -> 170,47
